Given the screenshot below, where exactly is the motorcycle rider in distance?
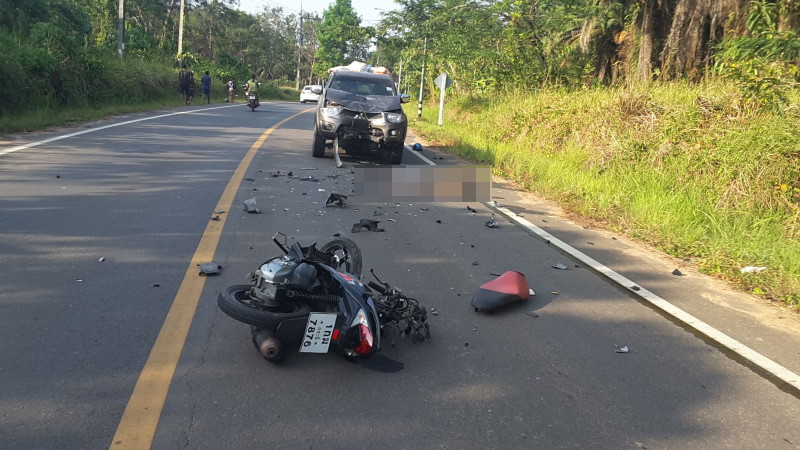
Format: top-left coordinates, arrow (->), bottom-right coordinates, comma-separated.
243,73 -> 260,101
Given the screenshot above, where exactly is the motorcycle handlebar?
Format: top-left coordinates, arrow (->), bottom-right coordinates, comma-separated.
367,281 -> 388,294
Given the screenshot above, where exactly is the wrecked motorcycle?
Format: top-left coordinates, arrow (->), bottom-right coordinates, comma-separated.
217,233 -> 430,362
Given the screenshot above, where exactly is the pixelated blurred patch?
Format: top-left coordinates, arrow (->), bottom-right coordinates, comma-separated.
353,166 -> 491,202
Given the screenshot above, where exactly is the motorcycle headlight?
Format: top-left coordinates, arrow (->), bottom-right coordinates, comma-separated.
321,106 -> 343,117
385,112 -> 405,124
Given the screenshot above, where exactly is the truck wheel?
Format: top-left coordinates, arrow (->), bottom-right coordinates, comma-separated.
312,128 -> 326,157
383,144 -> 403,165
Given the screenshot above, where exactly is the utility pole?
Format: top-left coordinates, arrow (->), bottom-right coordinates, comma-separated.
295,5 -> 303,90
117,0 -> 124,58
417,37 -> 426,118
177,0 -> 185,65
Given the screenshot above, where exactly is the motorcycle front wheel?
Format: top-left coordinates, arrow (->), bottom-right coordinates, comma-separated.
319,238 -> 362,278
218,285 -> 310,328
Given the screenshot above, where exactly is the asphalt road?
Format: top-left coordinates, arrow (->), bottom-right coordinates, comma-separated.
1,103 -> 799,449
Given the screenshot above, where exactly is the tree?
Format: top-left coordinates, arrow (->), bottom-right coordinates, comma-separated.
313,0 -> 369,75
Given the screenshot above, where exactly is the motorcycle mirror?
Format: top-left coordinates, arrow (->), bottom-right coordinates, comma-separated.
272,232 -> 289,253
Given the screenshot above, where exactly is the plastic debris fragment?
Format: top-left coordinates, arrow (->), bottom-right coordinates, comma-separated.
351,219 -> 385,233
614,345 -> 629,353
242,197 -> 261,213
528,288 -> 535,296
325,192 -> 348,207
430,307 -> 439,316
741,266 -> 767,273
98,257 -> 106,262
485,218 -> 499,228
198,263 -> 222,275
552,263 -> 568,270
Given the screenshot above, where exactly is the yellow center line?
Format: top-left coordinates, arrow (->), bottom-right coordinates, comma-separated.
110,110 -> 309,449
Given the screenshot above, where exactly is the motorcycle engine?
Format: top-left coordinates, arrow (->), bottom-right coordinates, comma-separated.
249,257 -> 297,301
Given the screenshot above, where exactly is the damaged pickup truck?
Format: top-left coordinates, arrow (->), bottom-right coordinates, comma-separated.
312,68 -> 410,164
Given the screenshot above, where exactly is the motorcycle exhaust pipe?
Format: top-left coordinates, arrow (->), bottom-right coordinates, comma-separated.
253,328 -> 283,361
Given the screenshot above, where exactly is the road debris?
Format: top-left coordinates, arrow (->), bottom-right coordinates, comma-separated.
671,268 -> 684,276
467,205 -> 477,213
325,192 -> 348,207
299,176 -> 319,182
211,215 -> 220,221
529,288 -> 535,296
198,263 -> 222,275
412,143 -> 423,151
269,171 -> 283,177
351,219 -> 385,233
242,197 -> 261,213
150,283 -> 160,287
741,266 -> 767,273
472,261 -> 479,266
436,219 -> 442,224
525,312 -> 539,318
214,210 -> 226,214
430,307 -> 439,316
614,345 -> 630,353
630,285 -> 641,291
244,177 -> 255,181
551,263 -> 568,270
98,257 -> 106,262
485,218 -> 499,228
471,271 -> 530,312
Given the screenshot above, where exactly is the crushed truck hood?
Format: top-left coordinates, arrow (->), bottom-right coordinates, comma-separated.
325,89 -> 402,113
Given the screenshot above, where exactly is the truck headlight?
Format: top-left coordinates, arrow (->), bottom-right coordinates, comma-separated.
385,112 -> 405,124
321,107 -> 343,117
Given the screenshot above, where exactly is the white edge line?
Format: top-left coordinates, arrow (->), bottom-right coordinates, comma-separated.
404,143 -> 437,166
488,204 -> 800,393
0,104 -> 239,156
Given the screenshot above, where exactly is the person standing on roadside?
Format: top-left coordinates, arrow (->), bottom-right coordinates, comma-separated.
186,71 -> 196,105
201,71 -> 212,104
227,78 -> 235,103
179,66 -> 190,104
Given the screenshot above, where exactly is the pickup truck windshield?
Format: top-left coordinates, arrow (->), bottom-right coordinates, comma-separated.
329,73 -> 395,96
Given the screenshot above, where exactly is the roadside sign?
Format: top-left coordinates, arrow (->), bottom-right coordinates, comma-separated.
435,72 -> 453,126
434,73 -> 453,90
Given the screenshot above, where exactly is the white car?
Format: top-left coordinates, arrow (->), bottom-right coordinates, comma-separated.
300,85 -> 321,103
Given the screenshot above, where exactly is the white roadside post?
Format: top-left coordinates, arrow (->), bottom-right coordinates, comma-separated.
434,72 -> 453,126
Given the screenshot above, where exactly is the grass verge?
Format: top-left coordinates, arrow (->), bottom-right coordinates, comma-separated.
409,81 -> 800,310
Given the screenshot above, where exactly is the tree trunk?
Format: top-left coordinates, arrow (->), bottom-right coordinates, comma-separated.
778,0 -> 800,32
661,0 -> 747,79
637,0 -> 656,81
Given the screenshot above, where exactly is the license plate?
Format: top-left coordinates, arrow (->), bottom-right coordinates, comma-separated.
299,313 -> 337,353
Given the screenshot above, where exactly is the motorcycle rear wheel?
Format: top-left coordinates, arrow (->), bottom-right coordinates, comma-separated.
319,238 -> 362,278
218,285 -> 310,328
